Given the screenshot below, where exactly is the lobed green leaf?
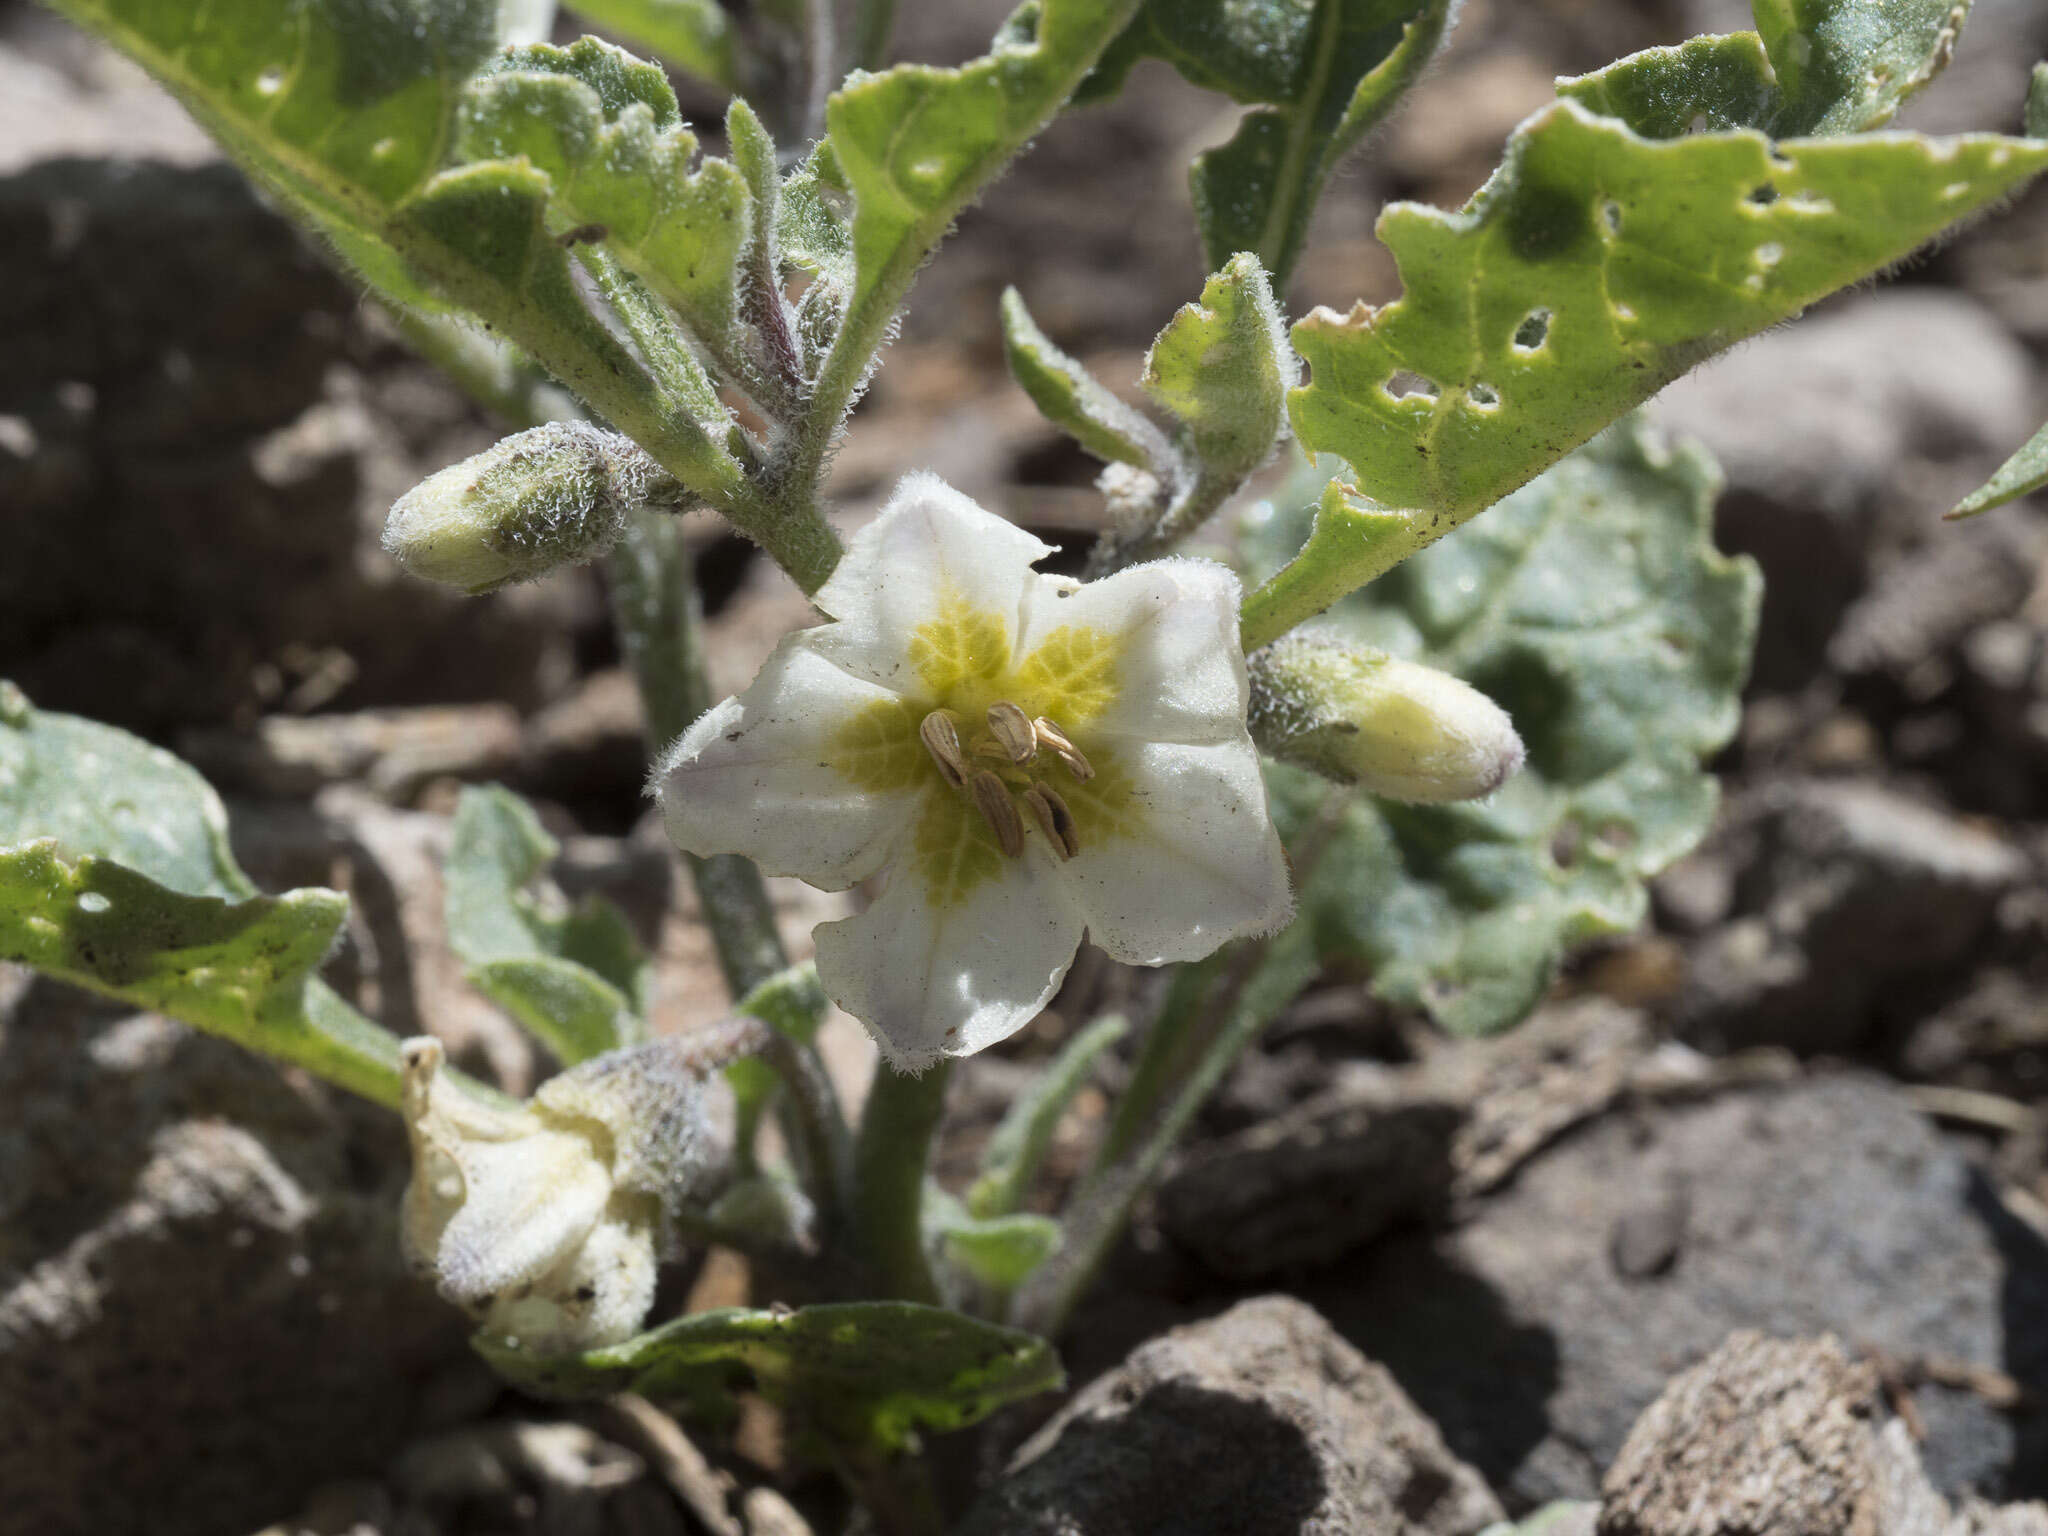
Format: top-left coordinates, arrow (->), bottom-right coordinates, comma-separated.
474,1301 -> 1061,1451
1559,0 -> 1973,139
458,40 -> 751,350
1245,417 -> 1759,1035
1286,102 -> 2048,535
1142,251 -> 1295,483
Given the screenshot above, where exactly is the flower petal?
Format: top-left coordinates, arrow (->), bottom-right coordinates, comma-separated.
814,848 -> 1084,1071
655,635 -> 922,888
1059,738 -> 1293,965
1018,556 -> 1249,745
810,473 -> 1055,693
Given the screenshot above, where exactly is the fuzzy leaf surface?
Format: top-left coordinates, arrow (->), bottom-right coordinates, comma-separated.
1000,289 -> 1168,470
1144,251 -> 1294,481
474,1301 -> 1061,1450
1558,0 -> 1974,138
445,784 -> 649,1064
1287,101 -> 2048,534
1083,0 -> 1453,280
48,0 -> 746,506
1244,419 -> 1759,1035
0,686 -> 406,1106
558,0 -> 738,89
822,0 -> 1142,352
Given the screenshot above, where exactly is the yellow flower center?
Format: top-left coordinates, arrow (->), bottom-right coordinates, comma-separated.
827,593 -> 1142,906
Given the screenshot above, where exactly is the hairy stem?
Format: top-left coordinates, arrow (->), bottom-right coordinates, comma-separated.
852,1060 -> 953,1304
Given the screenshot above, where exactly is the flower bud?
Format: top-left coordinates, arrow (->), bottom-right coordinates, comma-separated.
382,422 -> 669,595
399,1031 -> 740,1353
1250,638 -> 1525,803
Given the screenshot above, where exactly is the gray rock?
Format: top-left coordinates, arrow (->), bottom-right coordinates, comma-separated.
0,155 -> 587,737
960,1296 -> 1504,1536
0,978 -> 465,1536
1650,292 -> 2035,689
1677,778 -> 2027,1055
1301,1074 -> 2048,1507
1599,1332 -> 2048,1536
1158,1000 -> 1651,1278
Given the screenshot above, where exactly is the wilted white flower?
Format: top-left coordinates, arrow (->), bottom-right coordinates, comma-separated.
656,474 -> 1293,1070
399,1034 -> 735,1353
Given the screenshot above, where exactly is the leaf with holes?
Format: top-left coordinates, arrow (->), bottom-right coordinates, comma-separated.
474,1301 -> 1061,1452
444,784 -> 650,1066
1559,0 -> 1974,138
0,683 -> 412,1107
1275,100 -> 2048,617
1244,417 -> 1760,1035
1081,0 -> 1454,282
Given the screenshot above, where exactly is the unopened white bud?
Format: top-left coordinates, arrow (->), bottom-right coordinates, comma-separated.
1250,638 -> 1525,803
382,422 -> 669,595
398,1032 -> 738,1353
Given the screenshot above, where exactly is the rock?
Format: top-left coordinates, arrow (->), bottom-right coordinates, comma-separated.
1676,779 -> 2028,1055
1598,1332 -> 2048,1536
961,1296 -> 1504,1536
0,155 -> 588,737
0,978 -> 465,1536
1598,1333 -> 1921,1536
183,705 -> 526,802
1157,1000 -> 1652,1279
1301,1074 -> 2048,1507
1650,292 -> 2035,690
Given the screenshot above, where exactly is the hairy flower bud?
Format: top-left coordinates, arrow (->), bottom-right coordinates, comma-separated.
399,1030 -> 741,1353
1250,638 -> 1525,803
382,422 -> 672,595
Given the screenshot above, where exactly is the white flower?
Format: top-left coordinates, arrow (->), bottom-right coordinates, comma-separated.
398,1036 -> 733,1353
656,474 -> 1293,1071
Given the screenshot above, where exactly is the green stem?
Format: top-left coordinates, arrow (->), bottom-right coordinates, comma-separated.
852,1059 -> 953,1304
852,0 -> 898,70
1012,931 -> 1319,1338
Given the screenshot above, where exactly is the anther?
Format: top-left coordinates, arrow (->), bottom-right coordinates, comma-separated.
968,770 -> 1026,857
1033,717 -> 1094,782
1022,784 -> 1080,859
986,701 -> 1038,764
919,710 -> 967,788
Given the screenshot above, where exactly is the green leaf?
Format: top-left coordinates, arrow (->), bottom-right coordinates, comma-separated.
1556,32 -> 1785,139
0,684 -> 410,1107
474,1301 -> 1062,1451
1143,251 -> 1295,483
458,40 -> 750,351
933,1202 -> 1064,1294
444,784 -> 649,1064
558,0 -> 739,90
1000,289 -> 1170,470
2030,61 -> 2048,138
967,1012 -> 1129,1219
1755,0 -> 1972,134
1281,102 -> 2048,593
724,961 -> 831,1140
1559,1 -> 1975,139
790,0 -> 1142,496
1083,0 -> 1453,282
1950,420 -> 2048,518
1247,417 -> 1760,1035
828,0 -> 1140,326
48,0 -> 759,519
